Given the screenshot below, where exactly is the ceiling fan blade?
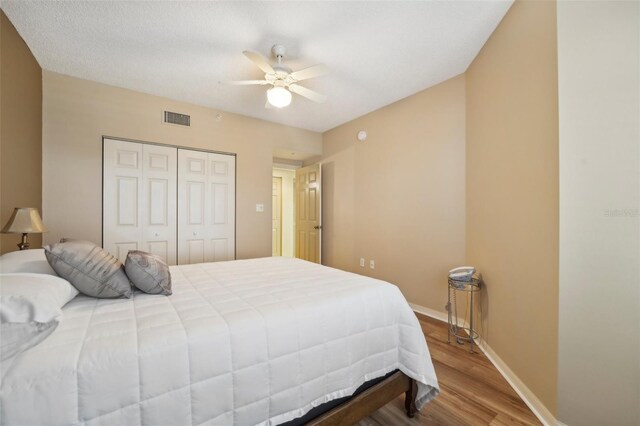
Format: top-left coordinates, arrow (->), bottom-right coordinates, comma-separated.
219,80 -> 269,86
290,64 -> 329,82
289,84 -> 327,103
243,51 -> 275,74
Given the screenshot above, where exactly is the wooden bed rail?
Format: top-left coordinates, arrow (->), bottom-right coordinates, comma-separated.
307,371 -> 417,425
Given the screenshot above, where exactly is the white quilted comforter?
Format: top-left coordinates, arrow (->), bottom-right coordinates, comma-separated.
1,257 -> 439,426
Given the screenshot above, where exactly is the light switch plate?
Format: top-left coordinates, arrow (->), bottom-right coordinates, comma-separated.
256,204 -> 264,212
360,258 -> 365,267
369,260 -> 375,269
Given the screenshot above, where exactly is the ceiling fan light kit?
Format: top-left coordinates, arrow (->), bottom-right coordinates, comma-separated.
221,44 -> 328,109
267,86 -> 292,108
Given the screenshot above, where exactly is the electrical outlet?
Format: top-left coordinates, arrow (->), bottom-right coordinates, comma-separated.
256,204 -> 264,212
369,260 -> 375,269
359,258 -> 365,267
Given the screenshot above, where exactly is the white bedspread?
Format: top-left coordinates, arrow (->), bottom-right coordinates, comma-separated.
1,257 -> 438,426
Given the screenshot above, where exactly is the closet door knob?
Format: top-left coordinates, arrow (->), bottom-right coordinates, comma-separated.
154,232 -> 159,237
193,232 -> 198,236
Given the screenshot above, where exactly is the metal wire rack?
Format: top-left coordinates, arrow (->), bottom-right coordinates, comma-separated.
446,275 -> 481,353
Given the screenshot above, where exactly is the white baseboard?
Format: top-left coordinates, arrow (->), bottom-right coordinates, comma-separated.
474,336 -> 558,426
410,302 -> 560,426
409,303 -> 448,322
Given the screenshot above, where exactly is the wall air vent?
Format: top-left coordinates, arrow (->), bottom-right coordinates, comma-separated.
164,111 -> 190,126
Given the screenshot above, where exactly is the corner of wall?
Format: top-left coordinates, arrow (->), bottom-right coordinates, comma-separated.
0,10 -> 43,254
464,0 -> 559,418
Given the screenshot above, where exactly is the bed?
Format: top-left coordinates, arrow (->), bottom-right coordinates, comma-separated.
1,256 -> 439,425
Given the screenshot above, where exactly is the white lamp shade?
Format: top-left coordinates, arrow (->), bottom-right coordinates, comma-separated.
267,86 -> 292,108
1,208 -> 48,234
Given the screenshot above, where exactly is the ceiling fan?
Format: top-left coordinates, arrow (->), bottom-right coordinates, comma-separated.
221,45 -> 328,109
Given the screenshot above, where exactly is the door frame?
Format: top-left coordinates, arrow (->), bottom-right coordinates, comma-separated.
101,136 -> 237,260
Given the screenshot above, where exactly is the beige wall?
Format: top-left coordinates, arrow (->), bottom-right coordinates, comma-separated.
42,71 -> 321,259
272,168 -> 295,258
0,11 -> 42,254
466,0 -> 559,416
557,1 -> 640,424
321,75 -> 466,310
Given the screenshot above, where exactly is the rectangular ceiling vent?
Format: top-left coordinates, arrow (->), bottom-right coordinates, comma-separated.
164,110 -> 190,127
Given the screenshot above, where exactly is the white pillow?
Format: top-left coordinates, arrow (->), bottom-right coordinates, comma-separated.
0,273 -> 79,363
0,249 -> 57,275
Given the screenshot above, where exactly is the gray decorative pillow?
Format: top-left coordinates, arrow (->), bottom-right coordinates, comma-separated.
124,251 -> 172,295
44,241 -> 132,298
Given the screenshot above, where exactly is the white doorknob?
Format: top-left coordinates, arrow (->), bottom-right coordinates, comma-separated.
154,232 -> 159,237
193,232 -> 197,236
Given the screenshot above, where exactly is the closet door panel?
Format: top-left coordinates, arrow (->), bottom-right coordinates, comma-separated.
178,149 -> 209,265
142,144 -> 177,265
148,179 -> 168,226
117,177 -> 139,225
187,182 -> 205,225
212,238 -> 228,262
103,139 -> 143,260
178,149 -> 235,264
207,153 -> 235,262
114,242 -> 138,262
187,240 -> 205,264
211,183 -> 228,224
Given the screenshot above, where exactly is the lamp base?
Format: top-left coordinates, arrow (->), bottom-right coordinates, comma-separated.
17,233 -> 30,250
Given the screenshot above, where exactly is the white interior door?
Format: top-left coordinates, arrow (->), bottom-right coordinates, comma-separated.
103,139 -> 143,260
141,144 -> 177,264
178,149 -> 235,264
295,163 -> 321,263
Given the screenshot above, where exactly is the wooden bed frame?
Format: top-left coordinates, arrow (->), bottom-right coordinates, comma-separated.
307,371 -> 417,425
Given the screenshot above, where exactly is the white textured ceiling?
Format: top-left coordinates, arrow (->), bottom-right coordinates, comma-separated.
2,1 -> 512,132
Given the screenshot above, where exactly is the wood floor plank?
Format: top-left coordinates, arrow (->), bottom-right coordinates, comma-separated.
432,362 -> 539,425
426,340 -> 516,398
360,314 -> 541,425
422,383 -> 498,425
367,397 -> 422,425
489,413 -> 538,426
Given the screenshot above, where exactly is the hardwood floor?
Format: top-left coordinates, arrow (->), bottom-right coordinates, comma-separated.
358,314 -> 541,426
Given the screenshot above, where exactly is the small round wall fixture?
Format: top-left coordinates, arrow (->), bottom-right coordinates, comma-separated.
357,130 -> 368,142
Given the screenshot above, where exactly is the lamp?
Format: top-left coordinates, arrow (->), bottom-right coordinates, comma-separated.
1,208 -> 48,250
267,86 -> 292,108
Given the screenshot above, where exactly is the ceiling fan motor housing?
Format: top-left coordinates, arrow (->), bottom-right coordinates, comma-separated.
273,65 -> 292,78
271,44 -> 287,59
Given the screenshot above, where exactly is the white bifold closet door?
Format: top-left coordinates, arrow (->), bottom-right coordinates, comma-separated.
177,149 -> 235,264
103,138 -> 235,265
103,139 -> 177,264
